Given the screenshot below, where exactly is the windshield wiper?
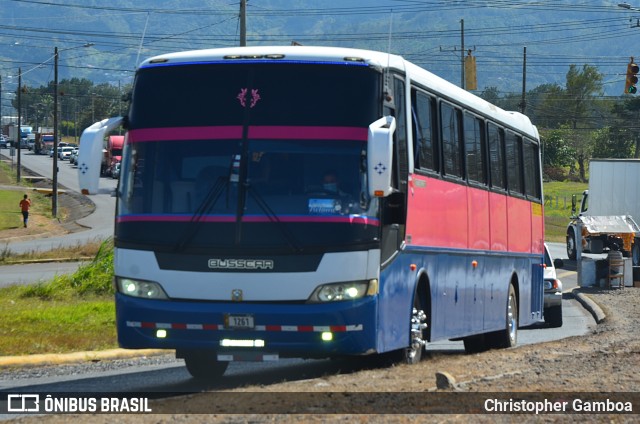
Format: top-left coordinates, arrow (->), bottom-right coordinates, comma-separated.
246,184 -> 303,253
173,176 -> 228,252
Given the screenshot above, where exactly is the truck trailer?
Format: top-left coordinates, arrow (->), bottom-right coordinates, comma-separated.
100,135 -> 124,177
567,159 -> 640,265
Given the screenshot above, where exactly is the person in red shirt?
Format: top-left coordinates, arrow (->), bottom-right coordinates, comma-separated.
19,194 -> 31,228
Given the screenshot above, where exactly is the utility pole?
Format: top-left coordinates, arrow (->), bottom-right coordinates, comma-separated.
460,19 -> 465,89
53,47 -> 59,218
17,68 -> 21,182
240,0 -> 247,46
521,46 -> 527,114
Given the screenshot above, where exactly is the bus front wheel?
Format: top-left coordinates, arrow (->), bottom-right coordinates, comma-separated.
403,299 -> 428,364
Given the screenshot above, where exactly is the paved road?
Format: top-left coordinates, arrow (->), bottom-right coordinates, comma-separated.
1,150 -> 117,255
0,262 -> 86,289
0,150 -> 116,287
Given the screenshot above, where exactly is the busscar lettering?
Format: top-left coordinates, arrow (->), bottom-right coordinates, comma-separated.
208,258 -> 274,270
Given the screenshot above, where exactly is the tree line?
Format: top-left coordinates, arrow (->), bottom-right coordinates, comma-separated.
479,64 -> 640,182
11,78 -> 130,140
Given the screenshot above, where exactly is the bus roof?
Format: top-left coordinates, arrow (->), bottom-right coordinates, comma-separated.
139,45 -> 537,140
139,45 -> 405,70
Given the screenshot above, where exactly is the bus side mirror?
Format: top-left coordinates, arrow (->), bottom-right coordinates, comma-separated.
367,116 -> 395,198
571,194 -> 577,216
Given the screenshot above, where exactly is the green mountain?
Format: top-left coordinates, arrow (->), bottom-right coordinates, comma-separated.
0,0 -> 636,98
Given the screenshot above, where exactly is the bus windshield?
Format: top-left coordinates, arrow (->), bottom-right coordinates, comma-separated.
117,61 -> 382,253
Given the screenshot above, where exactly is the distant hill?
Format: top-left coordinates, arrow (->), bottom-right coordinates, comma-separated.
0,0 -> 634,97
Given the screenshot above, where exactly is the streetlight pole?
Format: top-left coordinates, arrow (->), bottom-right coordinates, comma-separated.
52,43 -> 93,218
53,47 -> 59,217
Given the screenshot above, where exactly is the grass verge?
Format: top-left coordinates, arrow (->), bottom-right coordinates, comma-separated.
543,180 -> 588,242
0,239 -> 117,356
0,240 -> 102,265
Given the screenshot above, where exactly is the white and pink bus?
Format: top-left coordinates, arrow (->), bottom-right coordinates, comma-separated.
78,46 -> 544,379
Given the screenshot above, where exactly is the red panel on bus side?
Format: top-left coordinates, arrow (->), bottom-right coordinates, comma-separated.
507,196 -> 532,253
531,202 -> 545,254
407,175 -> 539,255
488,191 -> 508,251
467,187 -> 490,251
406,175 -> 468,249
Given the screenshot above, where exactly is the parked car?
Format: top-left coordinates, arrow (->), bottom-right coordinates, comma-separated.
69,148 -> 79,164
0,135 -> 7,149
59,146 -> 75,160
543,243 -> 564,327
111,162 -> 121,179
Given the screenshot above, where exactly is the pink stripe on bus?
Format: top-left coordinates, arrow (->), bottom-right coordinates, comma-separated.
128,126 -> 243,142
127,125 -> 367,143
248,126 -> 367,140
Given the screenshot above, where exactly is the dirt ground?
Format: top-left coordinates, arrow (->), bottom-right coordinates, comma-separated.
5,287 -> 639,423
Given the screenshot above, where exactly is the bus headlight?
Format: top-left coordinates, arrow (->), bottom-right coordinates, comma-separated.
308,281 -> 373,303
116,277 -> 169,300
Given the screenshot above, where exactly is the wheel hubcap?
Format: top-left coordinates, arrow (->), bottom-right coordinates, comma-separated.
507,294 -> 517,344
408,307 -> 427,359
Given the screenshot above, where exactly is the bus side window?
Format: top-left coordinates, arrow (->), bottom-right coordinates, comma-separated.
505,131 -> 524,195
412,89 -> 438,173
523,138 -> 541,199
464,112 -> 486,185
440,101 -> 463,179
488,123 -> 506,190
393,77 -> 409,192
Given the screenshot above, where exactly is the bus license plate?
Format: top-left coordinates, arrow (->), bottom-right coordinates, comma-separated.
224,314 -> 254,329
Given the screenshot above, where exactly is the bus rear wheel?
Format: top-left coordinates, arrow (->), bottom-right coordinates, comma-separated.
488,283 -> 518,349
182,351 -> 229,380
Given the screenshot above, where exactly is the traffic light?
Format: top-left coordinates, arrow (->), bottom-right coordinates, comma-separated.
625,59 -> 639,94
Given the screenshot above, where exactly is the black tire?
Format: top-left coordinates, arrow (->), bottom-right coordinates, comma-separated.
544,305 -> 563,328
463,334 -> 487,354
183,352 -> 229,380
488,283 -> 518,349
567,228 -> 577,260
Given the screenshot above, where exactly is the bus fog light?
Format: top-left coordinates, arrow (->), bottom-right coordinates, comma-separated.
220,339 -> 265,348
117,277 -> 169,299
309,281 -> 370,302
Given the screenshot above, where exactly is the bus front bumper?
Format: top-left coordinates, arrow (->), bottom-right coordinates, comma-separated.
115,293 -> 377,359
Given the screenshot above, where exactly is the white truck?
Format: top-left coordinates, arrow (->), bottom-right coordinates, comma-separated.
567,159 -> 640,265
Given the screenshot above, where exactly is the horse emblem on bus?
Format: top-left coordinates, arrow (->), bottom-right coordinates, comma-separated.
237,88 -> 261,108
231,289 -> 243,301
